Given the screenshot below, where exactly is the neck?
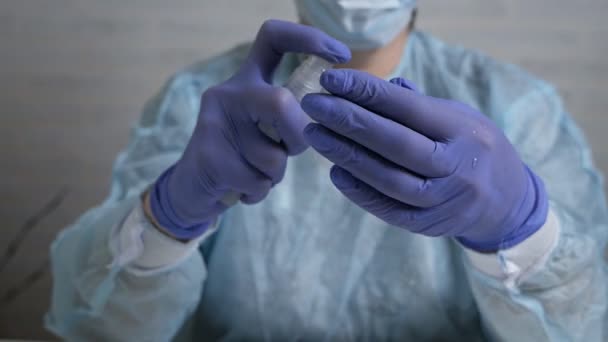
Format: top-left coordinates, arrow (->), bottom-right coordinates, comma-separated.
337,28 -> 410,79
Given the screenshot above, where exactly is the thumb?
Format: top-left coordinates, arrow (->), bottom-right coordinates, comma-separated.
241,19 -> 351,83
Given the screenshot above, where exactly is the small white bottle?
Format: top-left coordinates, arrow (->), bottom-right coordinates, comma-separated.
257,56 -> 334,143
285,55 -> 334,102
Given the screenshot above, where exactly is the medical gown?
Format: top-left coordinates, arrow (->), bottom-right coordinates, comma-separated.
45,31 -> 608,341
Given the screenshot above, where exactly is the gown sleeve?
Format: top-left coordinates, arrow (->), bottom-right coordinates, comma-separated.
464,82 -> 608,341
44,65 -> 225,341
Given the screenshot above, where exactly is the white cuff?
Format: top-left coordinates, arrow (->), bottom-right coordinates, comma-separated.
463,209 -> 560,286
108,202 -> 217,276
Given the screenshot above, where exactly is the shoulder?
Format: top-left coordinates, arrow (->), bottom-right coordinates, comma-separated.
410,32 -> 556,120
170,42 -> 253,93
137,43 -> 252,129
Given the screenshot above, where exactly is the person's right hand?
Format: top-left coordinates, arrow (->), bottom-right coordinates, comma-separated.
148,20 -> 351,239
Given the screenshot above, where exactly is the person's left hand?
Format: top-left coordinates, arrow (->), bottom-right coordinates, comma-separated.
302,69 -> 548,252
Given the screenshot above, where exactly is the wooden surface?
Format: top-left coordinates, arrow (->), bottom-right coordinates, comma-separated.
1,0 -> 606,339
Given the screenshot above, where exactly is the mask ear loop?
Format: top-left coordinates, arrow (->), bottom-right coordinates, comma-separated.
407,8 -> 418,32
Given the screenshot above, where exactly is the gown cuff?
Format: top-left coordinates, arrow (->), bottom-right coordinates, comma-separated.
108,201 -> 218,276
463,208 -> 560,284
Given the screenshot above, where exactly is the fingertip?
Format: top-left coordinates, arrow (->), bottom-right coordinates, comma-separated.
300,93 -> 315,112
284,133 -> 309,156
240,193 -> 264,205
389,77 -> 419,93
327,41 -> 351,64
304,123 -> 336,154
389,77 -> 404,85
330,165 -> 354,189
300,94 -> 329,122
241,177 -> 273,205
303,122 -> 319,141
320,69 -> 346,94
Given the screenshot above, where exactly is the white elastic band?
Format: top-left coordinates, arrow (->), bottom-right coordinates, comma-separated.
464,209 -> 560,286
108,202 -> 217,276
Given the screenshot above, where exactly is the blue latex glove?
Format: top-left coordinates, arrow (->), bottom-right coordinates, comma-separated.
302,69 -> 548,252
149,20 -> 351,239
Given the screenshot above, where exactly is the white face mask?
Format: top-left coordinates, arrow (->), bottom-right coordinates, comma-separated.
295,0 -> 416,50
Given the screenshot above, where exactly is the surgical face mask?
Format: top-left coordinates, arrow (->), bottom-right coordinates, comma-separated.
295,0 -> 417,51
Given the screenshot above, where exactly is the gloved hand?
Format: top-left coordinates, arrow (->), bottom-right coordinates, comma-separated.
149,20 -> 351,240
302,69 -> 548,252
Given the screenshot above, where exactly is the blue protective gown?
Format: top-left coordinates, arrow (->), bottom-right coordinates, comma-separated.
46,31 -> 608,341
